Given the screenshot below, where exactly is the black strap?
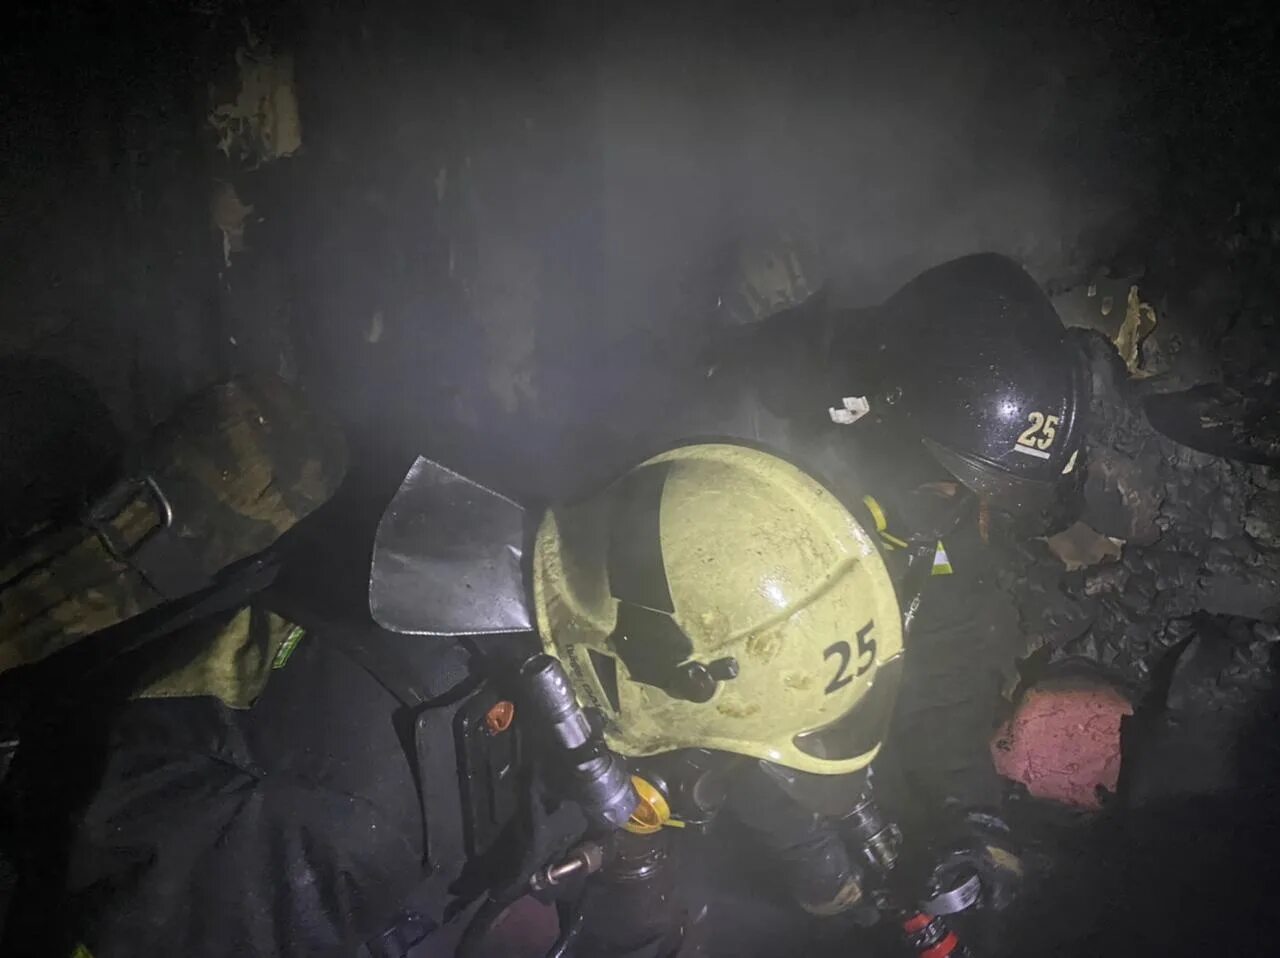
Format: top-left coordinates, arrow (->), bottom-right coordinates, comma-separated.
127,529 -> 215,599
604,461 -> 736,703
606,462 -> 675,613
0,557 -> 280,737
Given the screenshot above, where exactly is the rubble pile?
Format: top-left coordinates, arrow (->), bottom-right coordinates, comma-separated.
999,331 -> 1280,721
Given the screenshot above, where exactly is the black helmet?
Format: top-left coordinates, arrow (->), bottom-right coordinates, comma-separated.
846,253 -> 1087,523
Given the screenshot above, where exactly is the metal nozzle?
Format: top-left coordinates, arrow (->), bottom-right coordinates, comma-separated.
520,653 -> 593,749
520,654 -> 639,831
841,795 -> 903,876
529,841 -> 606,892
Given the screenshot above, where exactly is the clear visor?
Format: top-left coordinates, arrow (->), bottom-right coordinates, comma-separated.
922,439 -> 1084,535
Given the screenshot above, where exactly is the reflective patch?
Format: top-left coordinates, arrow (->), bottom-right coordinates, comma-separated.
931,541 -> 953,576
271,624 -> 306,670
1012,443 -> 1051,460
800,874 -> 865,916
861,500 -> 952,572
987,844 -> 1025,878
71,945 -> 94,958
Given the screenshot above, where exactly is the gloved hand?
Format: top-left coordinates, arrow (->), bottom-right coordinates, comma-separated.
927,808 -> 1024,913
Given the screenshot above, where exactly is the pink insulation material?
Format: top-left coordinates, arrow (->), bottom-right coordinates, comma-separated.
991,682 -> 1134,809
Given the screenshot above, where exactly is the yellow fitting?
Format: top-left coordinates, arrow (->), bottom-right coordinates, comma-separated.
624,775 -> 674,834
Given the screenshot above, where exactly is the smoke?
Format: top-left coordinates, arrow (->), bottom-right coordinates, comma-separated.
484,1 -> 1134,493
588,1 -> 1125,330
0,1 -> 1140,500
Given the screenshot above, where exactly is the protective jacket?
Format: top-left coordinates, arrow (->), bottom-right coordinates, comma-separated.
0,572 -> 372,955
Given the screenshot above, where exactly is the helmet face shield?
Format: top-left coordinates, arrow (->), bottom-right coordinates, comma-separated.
533,444 -> 904,776
922,438 -> 1085,536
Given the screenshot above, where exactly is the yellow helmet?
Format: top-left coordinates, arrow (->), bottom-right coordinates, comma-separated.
532,443 -> 903,776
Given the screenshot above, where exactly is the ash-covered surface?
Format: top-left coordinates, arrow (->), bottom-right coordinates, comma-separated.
1005,334 -> 1279,660
997,323 -> 1280,801
993,5 -> 1280,804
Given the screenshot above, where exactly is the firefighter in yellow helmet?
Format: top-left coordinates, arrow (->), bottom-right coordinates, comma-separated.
532,442 -> 904,776
2,385 -> 991,957
526,442 -> 909,951
362,433 -> 1032,955
359,440 -> 924,955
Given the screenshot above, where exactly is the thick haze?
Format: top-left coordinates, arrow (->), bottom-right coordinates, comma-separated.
516,2 -> 1135,491
0,1 -> 1219,498
593,3 -> 1125,315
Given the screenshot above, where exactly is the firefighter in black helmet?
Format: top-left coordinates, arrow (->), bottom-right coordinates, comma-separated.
712,249 -> 1087,533
661,247 -> 1090,924
833,252 -> 1087,532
